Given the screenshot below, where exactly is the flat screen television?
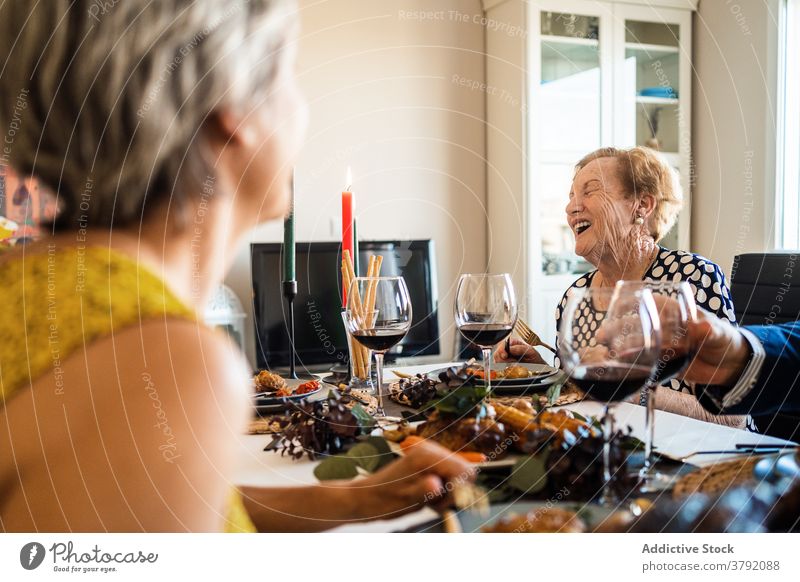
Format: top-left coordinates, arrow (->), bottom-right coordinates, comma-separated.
251,240 -> 440,370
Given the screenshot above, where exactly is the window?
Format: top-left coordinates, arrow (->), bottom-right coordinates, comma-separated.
778,0 -> 800,249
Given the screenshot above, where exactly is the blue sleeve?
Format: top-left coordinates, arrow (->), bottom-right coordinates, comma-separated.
701,322 -> 800,416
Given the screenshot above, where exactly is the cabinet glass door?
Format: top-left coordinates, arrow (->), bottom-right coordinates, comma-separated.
621,20 -> 680,155
538,11 -> 603,274
539,12 -> 602,153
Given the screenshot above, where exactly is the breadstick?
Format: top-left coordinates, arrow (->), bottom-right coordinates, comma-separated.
341,257 -> 358,376
357,256 -> 378,378
364,254 -> 383,326
492,402 -> 536,433
342,251 -> 366,378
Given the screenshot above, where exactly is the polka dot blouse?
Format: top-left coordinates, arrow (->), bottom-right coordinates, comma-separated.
555,246 -> 736,394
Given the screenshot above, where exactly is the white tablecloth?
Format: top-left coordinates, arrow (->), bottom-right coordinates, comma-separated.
234,362 -> 795,532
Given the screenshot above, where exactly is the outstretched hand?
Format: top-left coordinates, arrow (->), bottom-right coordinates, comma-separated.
353,439 -> 476,520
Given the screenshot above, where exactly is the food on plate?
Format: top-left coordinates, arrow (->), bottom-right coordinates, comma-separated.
455,451 -> 488,463
466,364 -> 554,381
466,367 -> 499,380
295,380 -> 320,395
492,402 -> 598,451
399,435 -> 488,463
254,370 -> 286,392
382,423 -> 417,443
270,380 -> 320,398
394,375 -> 510,457
255,377 -> 320,399
509,398 -> 535,414
482,507 -> 586,533
503,364 -> 532,379
417,407 -> 508,457
398,435 -> 425,450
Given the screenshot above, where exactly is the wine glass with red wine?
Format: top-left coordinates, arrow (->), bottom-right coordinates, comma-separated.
616,280 -> 697,490
344,276 -> 412,417
454,274 -> 518,395
558,286 -> 661,505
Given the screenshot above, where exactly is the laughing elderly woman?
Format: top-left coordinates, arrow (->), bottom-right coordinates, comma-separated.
0,0 -> 473,532
498,147 -> 746,428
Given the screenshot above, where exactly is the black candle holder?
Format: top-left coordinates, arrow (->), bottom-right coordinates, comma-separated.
282,280 -> 315,380
282,280 -> 299,380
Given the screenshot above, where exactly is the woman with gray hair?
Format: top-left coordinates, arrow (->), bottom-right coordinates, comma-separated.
0,0 -> 473,532
498,147 -> 747,428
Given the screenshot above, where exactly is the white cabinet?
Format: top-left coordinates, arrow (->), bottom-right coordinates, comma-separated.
484,0 -> 696,346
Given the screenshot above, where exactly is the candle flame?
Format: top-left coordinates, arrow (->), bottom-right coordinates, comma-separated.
345,166 -> 352,191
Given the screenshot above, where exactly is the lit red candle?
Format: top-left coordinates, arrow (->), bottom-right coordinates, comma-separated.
341,166 -> 354,306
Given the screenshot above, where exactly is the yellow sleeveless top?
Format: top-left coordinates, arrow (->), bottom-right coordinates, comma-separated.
0,245 -> 256,533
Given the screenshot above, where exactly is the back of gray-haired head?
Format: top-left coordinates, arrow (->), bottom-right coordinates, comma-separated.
0,0 -> 296,231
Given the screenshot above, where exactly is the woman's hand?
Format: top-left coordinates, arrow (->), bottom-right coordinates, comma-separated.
350,439 -> 475,520
244,439 -> 475,531
495,338 -> 547,364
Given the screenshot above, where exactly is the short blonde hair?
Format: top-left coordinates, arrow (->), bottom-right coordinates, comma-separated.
0,0 -> 296,230
575,147 -> 683,242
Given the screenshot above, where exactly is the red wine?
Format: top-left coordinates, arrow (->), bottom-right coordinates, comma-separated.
352,329 -> 407,352
458,323 -> 514,347
570,364 -> 652,402
651,354 -> 691,385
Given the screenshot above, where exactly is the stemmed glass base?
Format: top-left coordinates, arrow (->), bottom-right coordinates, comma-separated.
373,352 -> 386,417
599,405 -> 619,507
637,386 -> 678,492
481,347 -> 493,397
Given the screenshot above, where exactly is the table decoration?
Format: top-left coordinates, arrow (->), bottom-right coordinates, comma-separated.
344,274 -> 411,417
379,372 -> 644,503
313,434 -> 489,516
281,170 -> 308,379
387,362 -> 574,409
263,389 -> 377,460
340,250 -> 384,387
239,364 -> 799,534
341,167 -> 354,306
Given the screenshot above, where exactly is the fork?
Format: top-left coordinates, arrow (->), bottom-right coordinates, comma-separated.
659,448 -> 788,463
514,318 -> 557,354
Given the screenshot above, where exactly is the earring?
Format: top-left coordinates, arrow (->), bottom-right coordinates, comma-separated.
634,216 -> 644,225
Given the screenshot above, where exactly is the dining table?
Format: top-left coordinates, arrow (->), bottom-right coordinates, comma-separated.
234,362 -> 797,533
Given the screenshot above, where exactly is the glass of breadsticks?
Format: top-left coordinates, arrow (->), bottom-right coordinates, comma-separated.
343,271 -> 412,418
340,251 -> 383,389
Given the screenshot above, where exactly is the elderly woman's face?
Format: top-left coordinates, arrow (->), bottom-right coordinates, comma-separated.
565,157 -> 635,263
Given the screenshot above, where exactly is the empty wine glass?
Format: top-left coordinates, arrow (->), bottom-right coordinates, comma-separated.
344,277 -> 412,417
559,286 -> 661,505
454,274 -> 518,395
617,280 -> 697,490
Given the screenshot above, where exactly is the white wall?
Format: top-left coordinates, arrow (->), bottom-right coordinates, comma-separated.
692,0 -> 781,275
226,0 -> 487,368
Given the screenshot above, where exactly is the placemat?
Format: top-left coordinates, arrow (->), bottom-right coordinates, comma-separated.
672,455 -> 764,499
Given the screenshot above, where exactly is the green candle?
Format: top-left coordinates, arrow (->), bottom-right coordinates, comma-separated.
282,172 -> 296,281
353,218 -> 360,276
